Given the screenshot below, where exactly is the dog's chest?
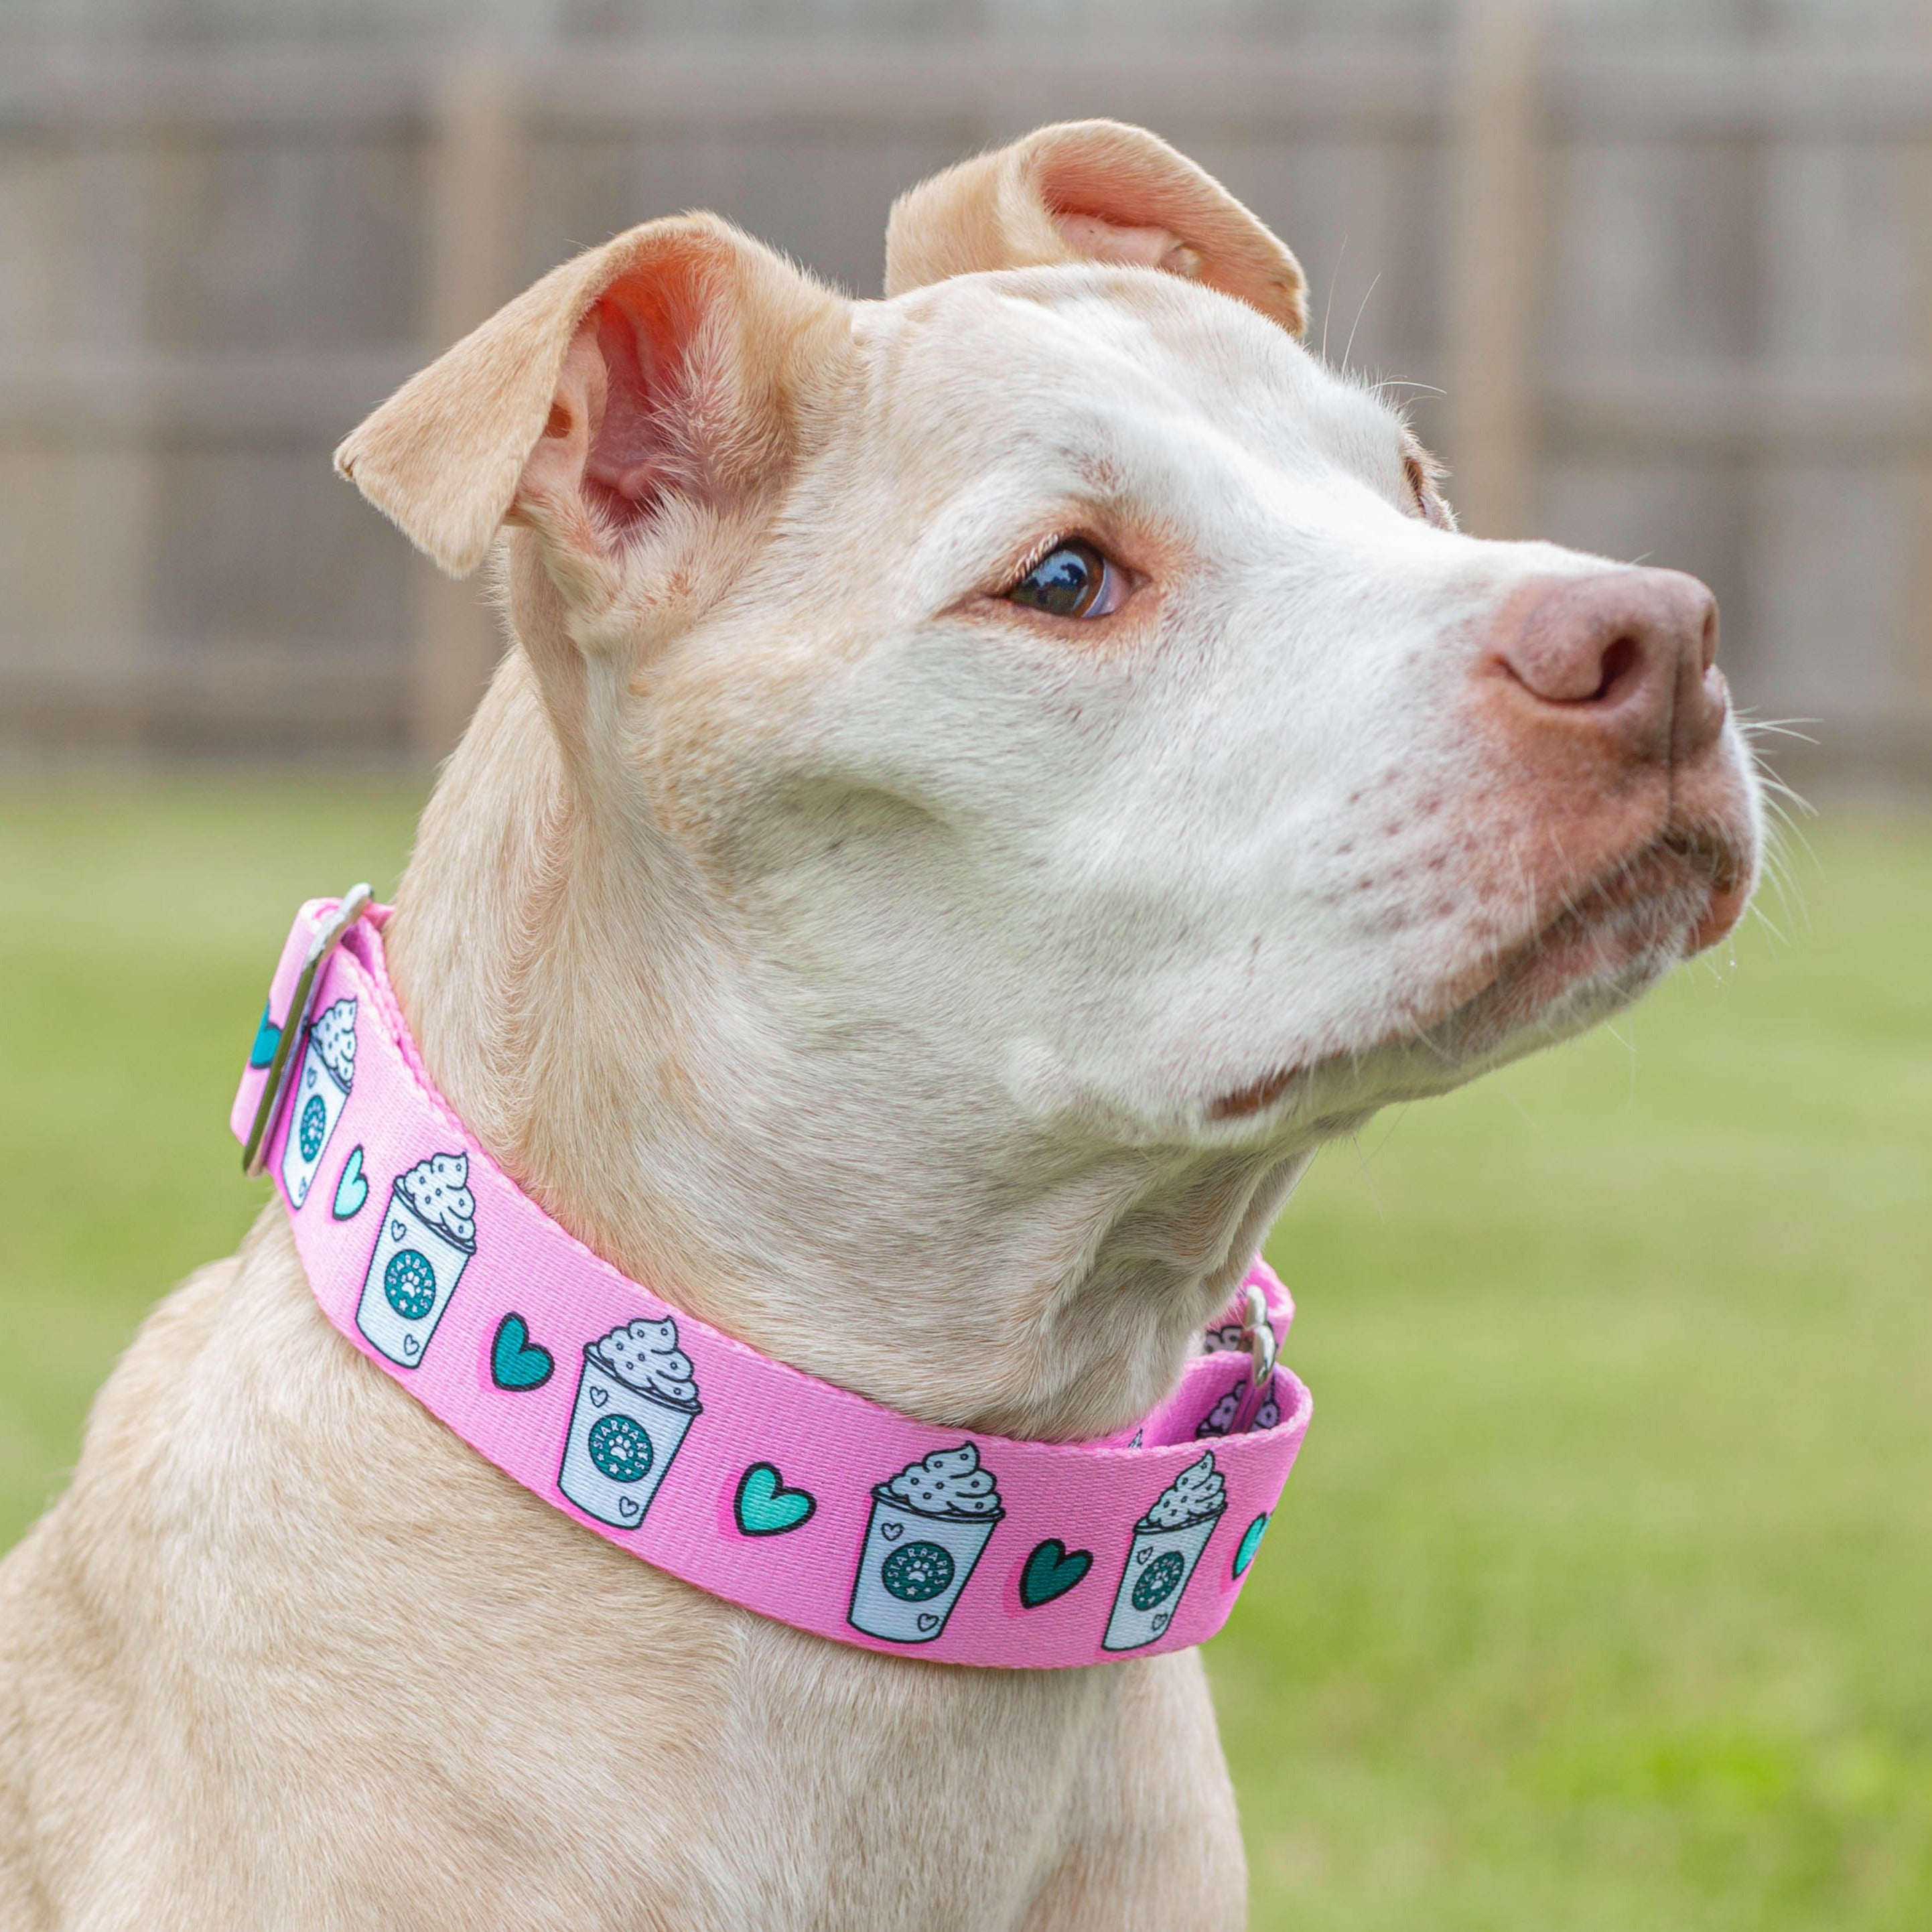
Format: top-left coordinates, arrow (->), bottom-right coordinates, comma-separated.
102,1249 -> 1135,1929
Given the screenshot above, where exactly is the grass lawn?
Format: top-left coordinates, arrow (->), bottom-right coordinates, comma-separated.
2,776 -> 1927,1929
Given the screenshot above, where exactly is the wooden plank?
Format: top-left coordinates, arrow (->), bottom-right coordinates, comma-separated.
7,22 -> 1932,772
13,354 -> 1932,453
0,641 -> 410,756
17,43 -> 1932,142
1909,2 -> 1932,742
20,136 -> 157,752
516,45 -> 1444,141
0,350 -> 415,438
1555,46 -> 1932,139
0,46 -> 1445,140
1543,364 -> 1932,452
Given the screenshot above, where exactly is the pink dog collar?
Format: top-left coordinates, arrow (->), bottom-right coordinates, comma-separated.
230,896 -> 1312,1668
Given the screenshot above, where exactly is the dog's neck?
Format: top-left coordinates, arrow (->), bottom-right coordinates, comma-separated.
383,648 -> 1310,1444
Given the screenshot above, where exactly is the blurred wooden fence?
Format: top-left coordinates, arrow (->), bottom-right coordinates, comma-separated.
5,9 -> 1932,782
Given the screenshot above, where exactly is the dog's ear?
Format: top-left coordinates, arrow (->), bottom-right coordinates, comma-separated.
335,214 -> 845,582
884,119 -> 1306,336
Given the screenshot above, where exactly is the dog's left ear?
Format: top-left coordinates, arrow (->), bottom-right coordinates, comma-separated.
885,119 -> 1306,337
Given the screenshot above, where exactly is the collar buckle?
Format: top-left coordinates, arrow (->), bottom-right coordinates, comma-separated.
241,884 -> 373,1177
1241,1280 -> 1278,1391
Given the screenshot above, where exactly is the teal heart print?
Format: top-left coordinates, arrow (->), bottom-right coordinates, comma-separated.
1019,1539 -> 1093,1608
331,1146 -> 369,1219
249,1002 -> 281,1069
734,1462 -> 816,1536
490,1313 -> 555,1391
1233,1513 -> 1270,1578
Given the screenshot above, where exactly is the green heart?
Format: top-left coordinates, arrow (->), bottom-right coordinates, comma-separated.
331,1144 -> 368,1219
249,1002 -> 281,1069
735,1462 -> 815,1536
491,1312 -> 554,1391
1233,1513 -> 1270,1578
1020,1538 -> 1093,1608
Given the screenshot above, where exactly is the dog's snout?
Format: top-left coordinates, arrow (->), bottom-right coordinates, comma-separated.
1482,567 -> 1726,765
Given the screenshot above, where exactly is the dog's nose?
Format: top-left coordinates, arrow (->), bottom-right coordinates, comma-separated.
1484,567 -> 1726,766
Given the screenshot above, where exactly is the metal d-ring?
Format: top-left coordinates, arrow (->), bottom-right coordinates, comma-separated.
242,884 -> 374,1178
1240,1281 -> 1278,1392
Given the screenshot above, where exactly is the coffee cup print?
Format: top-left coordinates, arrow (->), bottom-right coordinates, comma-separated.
354,1152 -> 476,1369
279,997 -> 356,1210
848,1444 -> 1004,1645
1102,1451 -> 1227,1653
558,1318 -> 703,1530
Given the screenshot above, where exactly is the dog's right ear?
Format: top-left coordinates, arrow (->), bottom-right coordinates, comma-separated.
884,119 -> 1306,337
336,214 -> 846,590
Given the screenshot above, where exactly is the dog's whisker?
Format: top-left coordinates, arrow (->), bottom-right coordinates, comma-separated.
1319,231 -> 1349,366
1340,271 -> 1383,372
1746,899 -> 1793,949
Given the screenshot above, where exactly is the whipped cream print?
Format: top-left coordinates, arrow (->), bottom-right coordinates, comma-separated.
1196,1388 -> 1241,1438
280,996 -> 356,1210
1143,1456 -> 1226,1531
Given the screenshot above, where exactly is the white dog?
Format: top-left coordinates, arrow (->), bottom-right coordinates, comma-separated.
0,121 -> 1757,1929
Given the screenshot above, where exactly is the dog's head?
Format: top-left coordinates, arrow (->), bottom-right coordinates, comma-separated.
338,122 -> 1759,1431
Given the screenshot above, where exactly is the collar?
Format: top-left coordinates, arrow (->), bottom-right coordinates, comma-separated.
230,893 -> 1312,1668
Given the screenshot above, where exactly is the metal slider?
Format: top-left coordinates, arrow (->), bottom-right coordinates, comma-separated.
241,884 -> 374,1177
1240,1280 -> 1278,1392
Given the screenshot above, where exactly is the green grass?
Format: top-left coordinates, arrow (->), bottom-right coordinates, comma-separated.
1230,819 -> 1932,1929
0,777 -> 427,1528
2,778 -> 1928,1929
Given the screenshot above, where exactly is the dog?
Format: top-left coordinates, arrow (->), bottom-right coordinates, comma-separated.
0,121 -> 1758,1929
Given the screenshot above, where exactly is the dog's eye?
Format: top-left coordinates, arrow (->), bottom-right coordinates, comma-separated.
1006,540 -> 1127,619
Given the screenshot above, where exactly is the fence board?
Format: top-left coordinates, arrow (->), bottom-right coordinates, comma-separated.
0,5 -> 1928,783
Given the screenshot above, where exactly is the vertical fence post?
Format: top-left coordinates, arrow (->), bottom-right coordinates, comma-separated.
1911,17 -> 1932,774
1445,0 -> 1545,539
412,46 -> 521,766
59,131 -> 159,752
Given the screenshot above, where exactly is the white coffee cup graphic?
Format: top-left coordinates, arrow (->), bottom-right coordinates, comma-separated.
848,1444 -> 1004,1645
559,1318 -> 703,1530
354,1152 -> 476,1369
1102,1451 -> 1227,1653
280,997 -> 356,1210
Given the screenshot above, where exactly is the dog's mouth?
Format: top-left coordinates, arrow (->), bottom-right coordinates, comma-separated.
1208,817 -> 1754,1125
1430,821 -> 1752,1053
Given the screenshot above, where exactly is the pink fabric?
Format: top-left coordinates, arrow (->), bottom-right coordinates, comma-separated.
232,899 -> 1312,1668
